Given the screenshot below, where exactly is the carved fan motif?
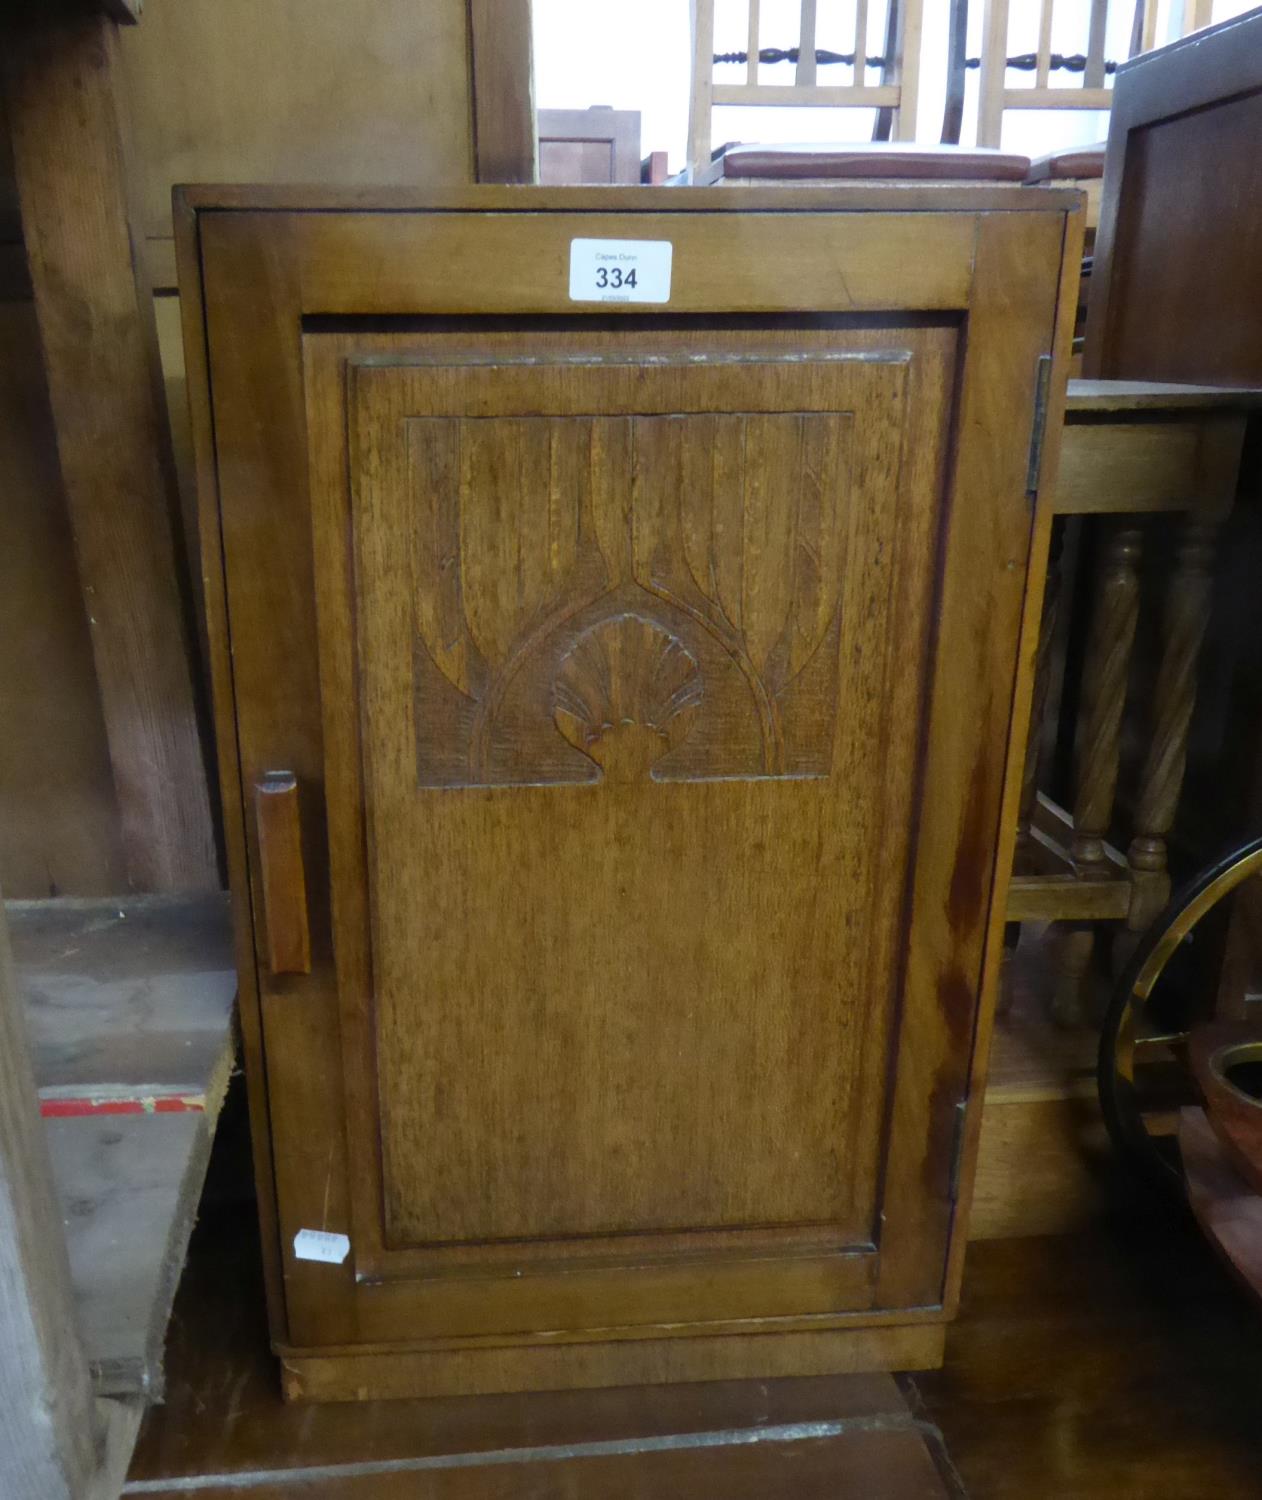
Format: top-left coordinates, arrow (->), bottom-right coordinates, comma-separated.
407,404 -> 853,787
553,615 -> 702,782
631,410 -> 849,777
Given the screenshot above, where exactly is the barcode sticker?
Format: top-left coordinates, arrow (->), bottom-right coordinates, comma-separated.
569,239 -> 673,303
293,1228 -> 350,1265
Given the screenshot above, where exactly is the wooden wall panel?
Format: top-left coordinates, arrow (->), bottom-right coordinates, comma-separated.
117,0 -> 475,264
0,296 -> 126,898
5,11 -> 219,893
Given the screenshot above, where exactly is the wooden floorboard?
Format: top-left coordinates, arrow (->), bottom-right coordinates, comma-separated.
125,1427 -> 950,1498
914,1204 -> 1262,1498
126,1206 -> 955,1497
128,1137 -> 1262,1497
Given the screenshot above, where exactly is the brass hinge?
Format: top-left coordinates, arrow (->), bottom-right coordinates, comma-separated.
1025,353 -> 1054,498
948,1098 -> 970,1200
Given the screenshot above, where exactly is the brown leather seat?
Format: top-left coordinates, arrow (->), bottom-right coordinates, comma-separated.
696,141 -> 1032,184
1025,144 -> 1106,183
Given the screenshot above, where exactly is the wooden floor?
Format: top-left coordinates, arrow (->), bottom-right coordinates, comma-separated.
913,1202 -> 1262,1497
125,1161 -> 1262,1498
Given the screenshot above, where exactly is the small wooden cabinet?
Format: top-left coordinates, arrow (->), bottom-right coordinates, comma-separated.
179,185 -> 1080,1400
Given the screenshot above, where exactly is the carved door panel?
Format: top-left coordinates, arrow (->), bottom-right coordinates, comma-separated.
306,321 -> 963,1335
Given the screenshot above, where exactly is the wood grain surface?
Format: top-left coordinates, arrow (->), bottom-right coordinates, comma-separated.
183,189 -> 1075,1396
348,347 -> 937,1266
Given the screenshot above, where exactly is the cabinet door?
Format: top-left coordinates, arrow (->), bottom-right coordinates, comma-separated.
300,319 -> 970,1338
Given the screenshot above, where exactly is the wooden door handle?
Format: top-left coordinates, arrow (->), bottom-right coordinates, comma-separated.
254,772 -> 311,976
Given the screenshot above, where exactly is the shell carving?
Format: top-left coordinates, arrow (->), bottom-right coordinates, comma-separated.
553,615 -> 702,782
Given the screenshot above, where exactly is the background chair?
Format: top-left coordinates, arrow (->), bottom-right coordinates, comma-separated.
976,0 -> 1214,149
687,0 -> 924,177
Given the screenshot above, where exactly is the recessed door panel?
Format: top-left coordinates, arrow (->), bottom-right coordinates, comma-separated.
335,334 -> 955,1276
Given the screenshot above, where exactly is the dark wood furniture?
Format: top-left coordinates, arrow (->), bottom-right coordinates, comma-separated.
178,182 -> 1081,1401
0,6 -> 239,1498
538,107 -> 641,184
1087,5 -> 1262,385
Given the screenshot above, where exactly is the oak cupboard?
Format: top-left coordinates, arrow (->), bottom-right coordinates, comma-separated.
178,184 -> 1082,1401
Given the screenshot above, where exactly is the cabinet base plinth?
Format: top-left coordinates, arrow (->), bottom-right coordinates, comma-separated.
279,1321 -> 947,1403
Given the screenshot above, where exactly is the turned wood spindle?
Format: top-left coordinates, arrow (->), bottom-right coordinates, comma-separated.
1053,523 -> 1142,1028
1127,521 -> 1216,931
1071,524 -> 1142,870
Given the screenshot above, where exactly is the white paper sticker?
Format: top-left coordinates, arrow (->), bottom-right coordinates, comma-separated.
293,1228 -> 350,1265
569,238 -> 672,304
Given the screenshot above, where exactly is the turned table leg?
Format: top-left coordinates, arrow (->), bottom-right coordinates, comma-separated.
1126,520 -> 1217,937
1054,521 -> 1142,1025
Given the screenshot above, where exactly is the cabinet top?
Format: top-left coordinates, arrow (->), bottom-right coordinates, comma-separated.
174,182 -> 1081,218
